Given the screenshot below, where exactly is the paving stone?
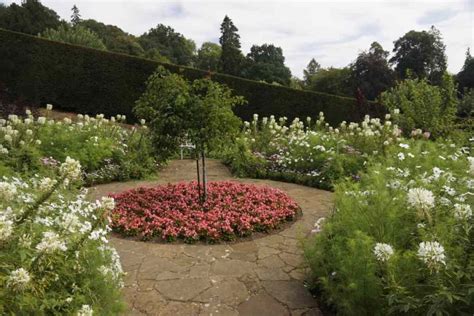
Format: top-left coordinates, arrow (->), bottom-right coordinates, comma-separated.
255,267 -> 290,281
155,278 -> 211,301
238,293 -> 290,316
239,273 -> 261,294
199,303 -> 239,316
289,269 -> 307,281
211,259 -> 256,277
262,280 -> 317,309
194,279 -> 249,305
258,255 -> 286,269
279,252 -> 303,267
137,279 -> 155,292
133,290 -> 166,314
158,302 -> 201,316
257,246 -> 281,259
155,271 -> 183,280
189,263 -> 210,277
291,307 -> 324,316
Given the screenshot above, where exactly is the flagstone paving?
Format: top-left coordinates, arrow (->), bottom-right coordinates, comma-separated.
88,159 -> 333,316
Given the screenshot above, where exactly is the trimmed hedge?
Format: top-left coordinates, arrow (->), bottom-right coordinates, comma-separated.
0,28 -> 384,125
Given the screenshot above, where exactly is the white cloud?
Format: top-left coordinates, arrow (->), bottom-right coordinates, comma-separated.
4,0 -> 473,77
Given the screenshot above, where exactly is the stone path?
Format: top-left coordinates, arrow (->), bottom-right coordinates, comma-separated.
88,159 -> 333,316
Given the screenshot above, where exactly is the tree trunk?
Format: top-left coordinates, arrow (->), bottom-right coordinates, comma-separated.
201,148 -> 207,201
196,150 -> 201,202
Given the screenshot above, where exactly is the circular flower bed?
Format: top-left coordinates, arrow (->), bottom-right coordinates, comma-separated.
110,181 -> 300,242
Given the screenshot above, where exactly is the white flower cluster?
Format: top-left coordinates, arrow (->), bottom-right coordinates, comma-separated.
7,268 -> 31,291
468,157 -> 474,175
0,181 -> 17,201
407,188 -> 435,209
0,213 -> 14,241
35,231 -> 67,253
373,243 -> 394,262
418,241 -> 446,270
453,203 -> 472,220
77,304 -> 93,316
59,157 -> 82,181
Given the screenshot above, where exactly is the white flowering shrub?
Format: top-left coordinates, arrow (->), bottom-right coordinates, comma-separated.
0,158 -> 124,314
0,105 -> 155,185
225,112 -> 406,189
304,140 -> 473,314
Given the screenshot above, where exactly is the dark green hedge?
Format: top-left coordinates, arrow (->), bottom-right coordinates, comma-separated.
0,28 -> 384,125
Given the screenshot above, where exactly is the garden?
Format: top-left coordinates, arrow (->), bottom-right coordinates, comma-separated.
0,4 -> 473,313
1,63 -> 472,314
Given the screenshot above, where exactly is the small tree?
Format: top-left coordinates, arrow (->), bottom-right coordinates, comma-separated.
134,67 -> 245,202
380,73 -> 457,137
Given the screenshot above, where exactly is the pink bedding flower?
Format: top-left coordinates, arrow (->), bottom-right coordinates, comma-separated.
110,181 -> 300,242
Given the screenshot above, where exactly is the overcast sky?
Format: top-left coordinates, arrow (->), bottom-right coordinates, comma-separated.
3,0 -> 473,77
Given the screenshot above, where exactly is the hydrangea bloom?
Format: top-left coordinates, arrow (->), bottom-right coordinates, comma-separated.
407,188 -> 435,209
7,268 -> 31,291
418,241 -> 446,270
373,243 -> 394,262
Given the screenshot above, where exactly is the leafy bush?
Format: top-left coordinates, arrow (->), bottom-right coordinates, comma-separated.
304,140 -> 473,315
381,74 -> 457,137
0,105 -> 155,185
0,28 -> 382,125
224,112 -> 405,190
0,158 -> 124,314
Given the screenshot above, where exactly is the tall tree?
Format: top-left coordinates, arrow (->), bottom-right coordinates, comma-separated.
0,0 -> 61,35
70,5 -> 81,26
457,48 -> 474,93
219,15 -> 243,75
303,58 -> 321,86
80,19 -> 144,56
139,24 -> 196,65
196,42 -> 221,71
243,44 -> 292,85
390,26 -> 447,85
350,42 -> 395,100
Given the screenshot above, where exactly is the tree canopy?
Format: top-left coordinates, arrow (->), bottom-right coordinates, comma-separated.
79,19 -> 144,56
390,26 -> 447,85
457,49 -> 474,93
0,0 -> 61,35
139,24 -> 196,65
219,15 -> 244,76
304,66 -> 354,97
243,44 -> 292,85
303,58 -> 321,86
196,42 -> 222,71
350,42 -> 395,100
